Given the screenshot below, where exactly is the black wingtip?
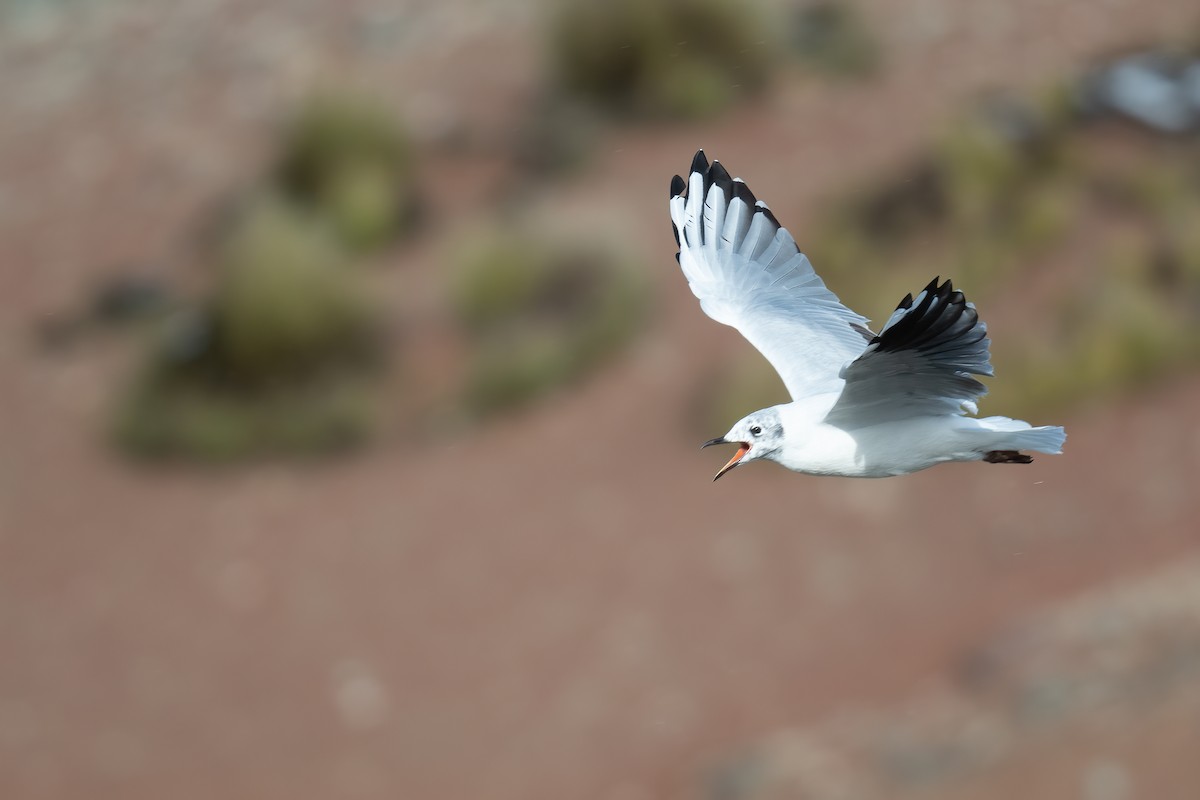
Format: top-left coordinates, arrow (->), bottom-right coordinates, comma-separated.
731,179 -> 757,206
670,174 -> 686,198
984,450 -> 1034,464
676,150 -> 783,253
709,161 -> 734,201
873,274 -> 991,369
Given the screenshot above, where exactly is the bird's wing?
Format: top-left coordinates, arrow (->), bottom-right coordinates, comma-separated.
824,277 -> 993,428
669,150 -> 871,401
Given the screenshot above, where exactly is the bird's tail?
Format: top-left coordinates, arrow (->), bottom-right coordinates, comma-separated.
977,416 -> 1066,456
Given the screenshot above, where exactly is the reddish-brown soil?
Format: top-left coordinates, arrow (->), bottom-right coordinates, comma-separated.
3,2 -> 1199,799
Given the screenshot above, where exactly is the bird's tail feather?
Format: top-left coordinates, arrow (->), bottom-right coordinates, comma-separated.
978,416 -> 1066,454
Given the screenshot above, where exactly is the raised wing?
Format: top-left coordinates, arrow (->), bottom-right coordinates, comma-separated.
825,277 -> 993,427
669,150 -> 871,400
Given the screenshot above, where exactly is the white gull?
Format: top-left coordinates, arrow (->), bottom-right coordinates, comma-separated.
669,150 -> 1066,480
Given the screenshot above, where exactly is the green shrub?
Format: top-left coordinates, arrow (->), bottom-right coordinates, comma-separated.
113,200 -> 382,462
276,93 -> 418,251
322,161 -> 407,252
990,277 -> 1192,419
511,96 -> 601,176
462,332 -> 573,416
790,1 -> 881,78
452,233 -> 561,334
937,121 -> 1026,227
1166,199 -> 1200,287
451,229 -> 646,416
210,200 -> 375,383
1011,183 -> 1075,252
115,372 -> 375,462
547,0 -> 773,119
110,92 -> 416,463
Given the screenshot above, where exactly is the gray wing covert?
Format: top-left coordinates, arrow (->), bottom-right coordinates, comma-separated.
825,277 -> 992,427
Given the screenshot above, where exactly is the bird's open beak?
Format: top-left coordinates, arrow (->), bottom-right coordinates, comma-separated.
702,437 -> 751,482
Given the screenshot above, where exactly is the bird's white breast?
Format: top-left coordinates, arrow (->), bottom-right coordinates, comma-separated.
774,402 -> 978,478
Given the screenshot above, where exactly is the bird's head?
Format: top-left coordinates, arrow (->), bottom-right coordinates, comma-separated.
702,408 -> 785,481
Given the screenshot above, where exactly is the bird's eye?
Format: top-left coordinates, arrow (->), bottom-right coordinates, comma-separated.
750,425 -> 763,436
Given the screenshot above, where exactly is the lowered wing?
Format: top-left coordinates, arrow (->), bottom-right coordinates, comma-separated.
825,277 -> 993,428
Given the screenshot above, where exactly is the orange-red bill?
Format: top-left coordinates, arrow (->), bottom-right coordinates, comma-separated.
713,442 -> 750,482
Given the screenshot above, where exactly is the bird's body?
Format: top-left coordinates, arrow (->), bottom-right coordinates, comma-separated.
773,401 -> 1058,477
670,150 -> 1065,480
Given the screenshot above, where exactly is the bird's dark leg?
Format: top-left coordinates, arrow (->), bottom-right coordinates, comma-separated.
984,450 -> 1033,464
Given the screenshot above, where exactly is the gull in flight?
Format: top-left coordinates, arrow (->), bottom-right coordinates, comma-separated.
669,150 -> 1066,480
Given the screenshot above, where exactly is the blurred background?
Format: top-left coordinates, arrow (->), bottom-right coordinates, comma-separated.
3,0 -> 1200,797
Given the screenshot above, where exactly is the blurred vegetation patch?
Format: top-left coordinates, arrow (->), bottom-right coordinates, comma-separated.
546,0 -> 774,119
450,227 -> 648,418
789,1 -> 881,78
697,86 -> 1200,429
511,95 -> 604,178
275,93 -> 420,253
988,219 -> 1200,418
209,200 -> 376,383
112,89 -> 423,464
36,274 -> 175,351
115,371 -> 376,462
811,93 -> 1077,299
114,201 -> 383,462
